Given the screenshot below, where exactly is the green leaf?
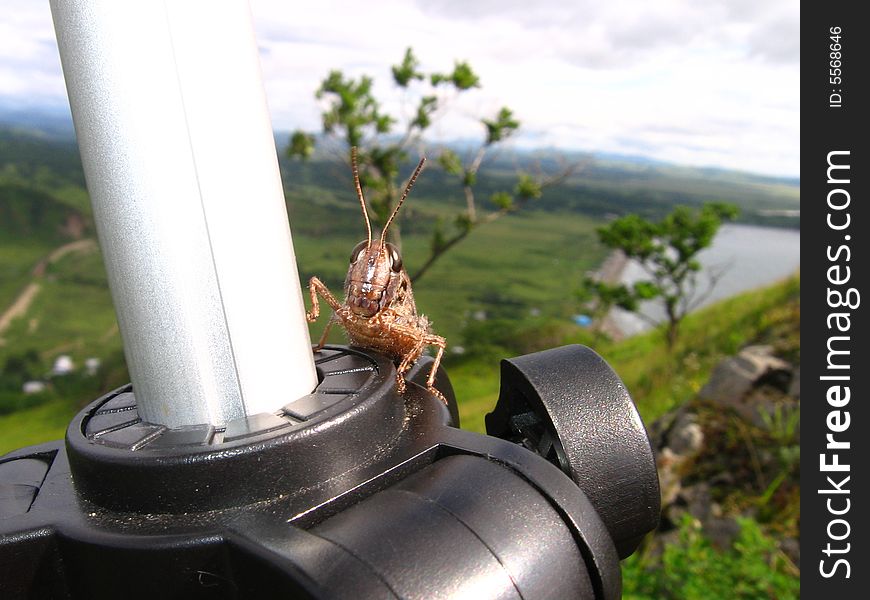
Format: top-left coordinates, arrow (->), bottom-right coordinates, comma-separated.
391,48 -> 424,87
514,173 -> 541,200
431,219 -> 447,253
454,212 -> 473,233
315,70 -> 391,143
411,95 -> 439,130
431,60 -> 481,90
437,149 -> 463,175
490,191 -> 513,210
375,114 -> 395,134
596,214 -> 658,259
632,281 -> 660,300
579,278 -> 640,314
449,61 -> 481,90
482,107 -> 520,145
287,130 -> 314,159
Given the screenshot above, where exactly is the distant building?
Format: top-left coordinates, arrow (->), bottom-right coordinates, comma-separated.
52,355 -> 75,376
23,381 -> 47,395
572,314 -> 593,327
85,357 -> 101,376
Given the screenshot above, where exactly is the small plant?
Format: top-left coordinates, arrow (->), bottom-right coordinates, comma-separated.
759,404 -> 800,447
623,516 -> 799,599
585,202 -> 739,349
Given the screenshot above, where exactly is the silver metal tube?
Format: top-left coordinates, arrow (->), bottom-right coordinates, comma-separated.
50,0 -> 318,427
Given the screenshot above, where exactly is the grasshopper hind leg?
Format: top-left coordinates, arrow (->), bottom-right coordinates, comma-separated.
423,333 -> 447,405
394,333 -> 448,405
313,315 -> 336,352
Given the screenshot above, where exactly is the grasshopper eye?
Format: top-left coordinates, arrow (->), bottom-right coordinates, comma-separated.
386,243 -> 403,272
350,241 -> 368,264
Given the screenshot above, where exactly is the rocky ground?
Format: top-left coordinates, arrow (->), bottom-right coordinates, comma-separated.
647,344 -> 800,566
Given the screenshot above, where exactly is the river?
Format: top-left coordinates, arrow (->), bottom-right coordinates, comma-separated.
608,224 -> 800,337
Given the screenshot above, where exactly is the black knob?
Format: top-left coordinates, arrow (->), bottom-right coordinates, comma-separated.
486,345 -> 661,557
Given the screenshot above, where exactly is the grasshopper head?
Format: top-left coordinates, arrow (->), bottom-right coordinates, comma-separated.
343,147 -> 422,318
345,240 -> 403,317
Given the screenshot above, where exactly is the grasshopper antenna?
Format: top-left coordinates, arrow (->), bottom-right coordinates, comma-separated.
351,146 -> 372,248
380,157 -> 426,244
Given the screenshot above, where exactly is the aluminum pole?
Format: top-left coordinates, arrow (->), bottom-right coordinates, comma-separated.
50,0 -> 318,428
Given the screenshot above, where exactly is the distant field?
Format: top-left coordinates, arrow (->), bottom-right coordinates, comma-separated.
444,274 -> 800,435
0,128 -> 800,453
296,209 -> 607,344
0,269 -> 800,453
278,153 -> 801,230
0,239 -> 51,310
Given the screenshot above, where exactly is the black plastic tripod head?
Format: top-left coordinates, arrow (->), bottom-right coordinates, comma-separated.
1,344 -> 659,599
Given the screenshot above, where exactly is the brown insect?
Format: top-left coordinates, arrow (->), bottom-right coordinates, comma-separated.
306,148 -> 447,403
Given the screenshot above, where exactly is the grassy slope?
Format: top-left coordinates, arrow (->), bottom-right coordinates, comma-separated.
0,239 -> 51,309
451,274 -> 800,434
0,398 -> 80,453
1,248 -> 121,360
600,274 -> 800,421
0,180 -> 89,309
0,130 -> 800,453
0,267 -> 800,455
0,245 -> 128,455
0,209 -> 604,454
296,209 -> 607,345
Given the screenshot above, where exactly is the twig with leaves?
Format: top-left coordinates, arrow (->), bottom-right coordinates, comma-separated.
287,47 -> 580,284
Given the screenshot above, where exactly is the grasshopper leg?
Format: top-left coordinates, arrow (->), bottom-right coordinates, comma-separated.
313,315 -> 336,352
307,276 -> 342,322
422,333 -> 447,405
391,325 -> 448,405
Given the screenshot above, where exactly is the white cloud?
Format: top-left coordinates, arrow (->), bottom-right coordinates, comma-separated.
0,1 -> 67,100
0,0 -> 799,177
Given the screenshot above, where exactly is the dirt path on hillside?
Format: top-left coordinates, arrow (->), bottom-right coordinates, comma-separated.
0,238 -> 97,341
31,238 -> 97,277
0,283 -> 41,337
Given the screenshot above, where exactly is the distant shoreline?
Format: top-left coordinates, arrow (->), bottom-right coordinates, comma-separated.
591,250 -> 630,340
594,250 -> 629,284
604,223 -> 801,339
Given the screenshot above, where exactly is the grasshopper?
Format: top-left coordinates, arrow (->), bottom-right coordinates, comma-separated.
306,148 -> 447,403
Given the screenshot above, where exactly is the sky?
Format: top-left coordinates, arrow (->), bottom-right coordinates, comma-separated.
0,0 -> 799,178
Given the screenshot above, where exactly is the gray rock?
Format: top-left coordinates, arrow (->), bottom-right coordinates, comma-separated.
668,412 -> 704,456
654,408 -> 708,511
683,483 -> 713,522
709,471 -> 735,488
704,517 -> 742,550
699,345 -> 792,405
656,447 -> 684,507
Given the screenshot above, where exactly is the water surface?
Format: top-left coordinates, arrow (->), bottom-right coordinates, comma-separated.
611,224 -> 800,337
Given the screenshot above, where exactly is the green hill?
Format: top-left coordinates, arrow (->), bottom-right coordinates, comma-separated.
0,274 -> 799,454
0,181 -> 85,241
449,273 -> 799,432
0,127 -> 799,450
278,151 -> 800,230
0,127 -> 799,597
